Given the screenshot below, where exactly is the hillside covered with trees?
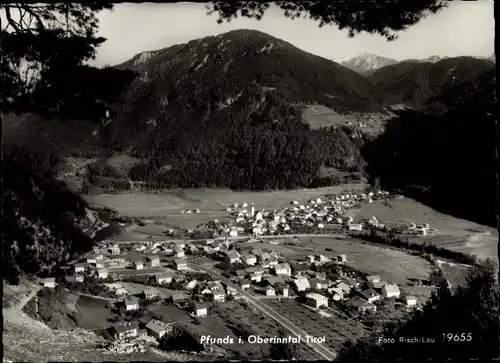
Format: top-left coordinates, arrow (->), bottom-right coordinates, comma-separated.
362,67 -> 497,226
368,57 -> 495,111
2,155 -> 94,284
336,260 -> 499,361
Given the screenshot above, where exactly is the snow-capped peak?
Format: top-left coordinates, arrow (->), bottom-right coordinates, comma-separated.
335,52 -> 398,74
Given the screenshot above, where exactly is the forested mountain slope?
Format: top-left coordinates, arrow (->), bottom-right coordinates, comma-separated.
369,57 -> 494,110
2,155 -> 95,284
98,29 -> 390,189
362,68 -> 497,226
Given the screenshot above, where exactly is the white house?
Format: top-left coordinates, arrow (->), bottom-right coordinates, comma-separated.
309,278 -> 329,290
241,280 -> 251,289
175,250 -> 185,258
194,303 -> 208,317
249,273 -> 261,282
334,282 -> 351,295
109,244 -> 120,255
348,223 -> 363,231
42,277 -> 56,288
224,251 -> 241,264
274,263 -> 292,276
143,287 -> 160,300
74,263 -> 86,273
97,268 -> 108,279
134,260 -> 144,270
328,287 -> 344,301
173,258 -> 188,271
95,261 -> 105,269
241,253 -> 257,266
306,293 -> 328,308
112,322 -> 139,340
148,256 -> 160,267
212,289 -> 226,302
381,284 -> 401,298
265,287 -> 276,296
124,296 -> 139,311
406,296 -> 418,307
145,320 -> 170,339
294,277 -> 311,292
86,255 -> 97,264
155,273 -> 173,284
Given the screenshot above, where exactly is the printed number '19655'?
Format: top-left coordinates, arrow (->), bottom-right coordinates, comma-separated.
443,333 -> 472,342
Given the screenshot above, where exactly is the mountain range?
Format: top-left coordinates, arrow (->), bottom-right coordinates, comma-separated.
2,29 -> 496,282
336,52 -> 495,75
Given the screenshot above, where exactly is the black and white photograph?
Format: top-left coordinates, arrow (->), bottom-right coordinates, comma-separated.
2,1 -> 498,361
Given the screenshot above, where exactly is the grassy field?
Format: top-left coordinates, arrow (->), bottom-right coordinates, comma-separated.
187,301 -> 314,360
283,237 -> 433,285
350,197 -> 497,260
238,242 -> 298,255
436,260 -> 472,289
264,299 -> 368,352
74,296 -> 117,330
301,104 -> 388,134
84,185 -> 366,231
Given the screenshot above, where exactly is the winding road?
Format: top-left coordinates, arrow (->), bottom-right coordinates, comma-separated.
191,262 -> 338,360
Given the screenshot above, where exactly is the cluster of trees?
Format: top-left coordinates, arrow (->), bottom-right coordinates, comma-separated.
368,57 -> 494,109
354,229 -> 478,265
159,323 -> 204,352
362,91 -> 496,227
64,278 -> 117,299
123,89 -> 368,190
2,156 -> 94,284
336,260 -> 499,361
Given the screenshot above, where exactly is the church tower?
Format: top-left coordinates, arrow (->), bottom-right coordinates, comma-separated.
251,202 -> 255,218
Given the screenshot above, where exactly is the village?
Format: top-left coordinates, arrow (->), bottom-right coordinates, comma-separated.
38,188 -> 436,356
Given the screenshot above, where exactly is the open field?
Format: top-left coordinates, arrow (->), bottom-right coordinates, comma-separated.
118,282 -> 186,299
74,296 -> 116,330
400,286 -> 436,305
264,299 -> 368,351
186,301 -> 314,359
436,260 -> 472,289
349,197 -> 498,261
301,104 -> 389,134
147,304 -> 192,323
84,185 -> 366,230
238,242 -> 298,255
279,237 -> 433,285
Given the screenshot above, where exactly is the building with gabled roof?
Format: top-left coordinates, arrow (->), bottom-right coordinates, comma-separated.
111,321 -> 139,340
348,296 -> 376,313
360,288 -> 380,303
381,284 -> 400,298
293,277 -> 311,292
145,319 -> 171,339
306,293 -> 328,308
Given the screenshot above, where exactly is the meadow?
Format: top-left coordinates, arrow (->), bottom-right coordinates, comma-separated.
84,185 -> 365,231
349,197 -> 497,261
288,236 -> 433,285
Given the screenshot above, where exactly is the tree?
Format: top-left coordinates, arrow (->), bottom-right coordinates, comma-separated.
159,323 -> 204,352
207,1 -> 447,41
269,327 -> 301,360
336,260 -> 500,361
1,3 -> 136,120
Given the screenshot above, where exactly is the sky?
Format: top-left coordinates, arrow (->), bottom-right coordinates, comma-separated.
90,1 -> 495,67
